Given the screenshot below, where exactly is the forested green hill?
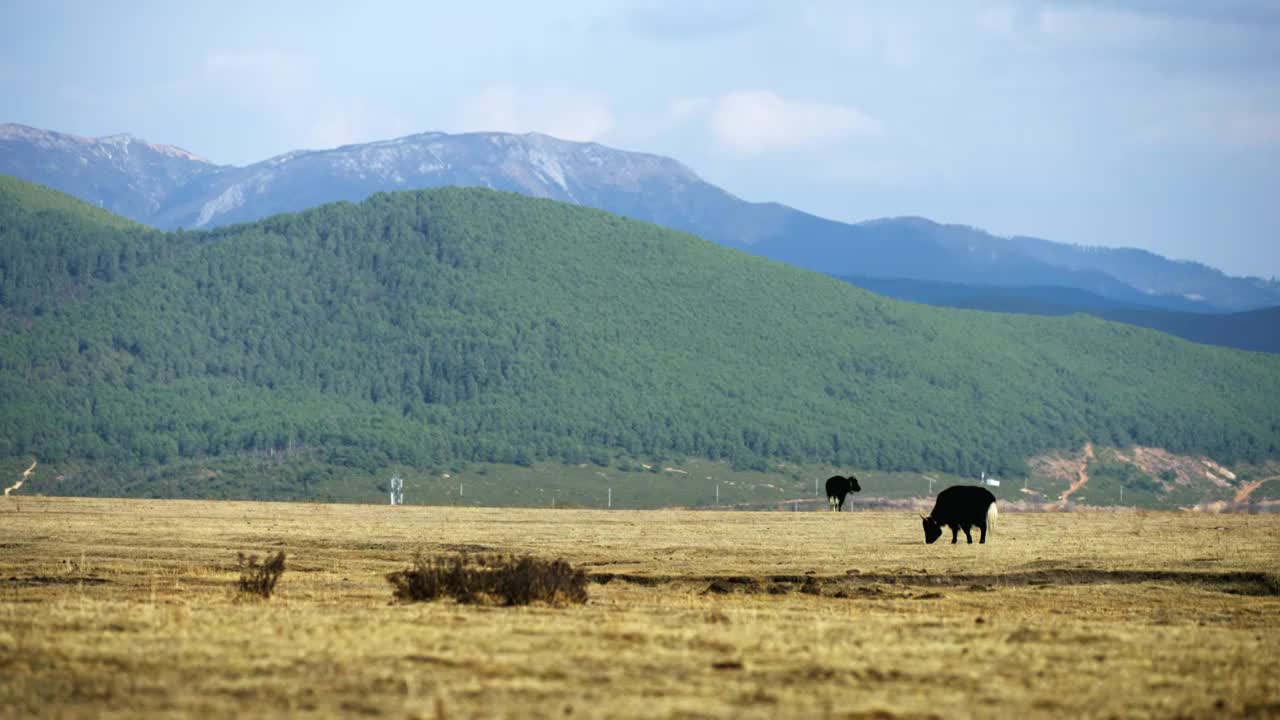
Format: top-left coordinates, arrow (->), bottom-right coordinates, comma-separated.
0,174 -> 142,230
1,180 -> 1278,499
0,176 -> 181,326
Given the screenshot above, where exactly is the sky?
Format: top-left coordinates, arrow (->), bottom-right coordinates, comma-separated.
2,0 -> 1279,278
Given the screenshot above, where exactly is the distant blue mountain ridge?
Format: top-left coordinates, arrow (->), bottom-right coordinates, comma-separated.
839,276 -> 1280,354
2,122 -> 1277,314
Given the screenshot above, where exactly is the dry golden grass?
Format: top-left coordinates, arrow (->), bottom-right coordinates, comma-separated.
1,497 -> 1277,718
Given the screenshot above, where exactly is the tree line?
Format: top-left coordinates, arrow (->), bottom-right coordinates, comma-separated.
2,180 -> 1278,496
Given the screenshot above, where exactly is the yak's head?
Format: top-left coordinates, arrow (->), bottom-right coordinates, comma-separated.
848,476 -> 861,492
921,515 -> 943,544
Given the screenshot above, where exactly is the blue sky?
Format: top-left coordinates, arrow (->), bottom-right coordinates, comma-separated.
3,1 -> 1278,277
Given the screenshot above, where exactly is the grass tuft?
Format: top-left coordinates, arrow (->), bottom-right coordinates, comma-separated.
237,551 -> 286,599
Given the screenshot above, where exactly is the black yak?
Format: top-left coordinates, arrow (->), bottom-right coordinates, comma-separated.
922,485 -> 997,544
825,475 -> 861,511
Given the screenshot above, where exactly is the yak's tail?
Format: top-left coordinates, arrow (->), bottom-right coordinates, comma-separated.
986,501 -> 998,539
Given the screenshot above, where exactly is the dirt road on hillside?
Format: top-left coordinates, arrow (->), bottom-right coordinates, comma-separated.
1059,442 -> 1094,506
1234,475 -> 1280,504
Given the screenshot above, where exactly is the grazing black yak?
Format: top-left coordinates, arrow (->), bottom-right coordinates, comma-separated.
825,475 -> 861,511
922,485 -> 997,544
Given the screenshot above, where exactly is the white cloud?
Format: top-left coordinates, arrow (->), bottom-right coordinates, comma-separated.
799,5 -> 929,70
1144,107 -> 1280,149
303,111 -> 365,150
619,2 -> 781,39
203,48 -> 304,75
666,96 -> 713,122
1032,3 -> 1274,55
976,4 -> 1018,35
303,103 -> 408,151
1222,109 -> 1280,147
202,49 -> 309,106
196,48 -> 410,154
455,85 -> 616,142
57,83 -> 101,106
1035,5 -> 1175,47
671,90 -> 880,156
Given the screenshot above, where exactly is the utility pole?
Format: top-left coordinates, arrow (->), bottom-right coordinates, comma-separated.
607,487 -> 612,509
716,483 -> 720,506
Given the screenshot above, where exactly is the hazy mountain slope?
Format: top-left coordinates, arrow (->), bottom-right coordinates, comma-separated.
0,124 -> 219,222
3,124 -> 1278,311
1010,235 -> 1280,313
145,131 -> 782,238
758,216 -> 1221,312
1095,305 -> 1280,355
2,185 -> 1278,501
841,275 -> 1280,354
842,275 -> 1150,314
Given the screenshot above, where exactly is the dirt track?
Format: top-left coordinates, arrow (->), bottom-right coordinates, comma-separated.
1058,442 -> 1094,506
1235,475 -> 1280,504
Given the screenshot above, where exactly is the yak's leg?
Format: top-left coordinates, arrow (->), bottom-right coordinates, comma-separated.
979,522 -> 987,544
828,496 -> 837,511
963,526 -> 973,544
950,526 -> 959,544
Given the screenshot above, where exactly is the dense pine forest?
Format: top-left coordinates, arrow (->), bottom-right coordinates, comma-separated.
1,176 -> 1278,499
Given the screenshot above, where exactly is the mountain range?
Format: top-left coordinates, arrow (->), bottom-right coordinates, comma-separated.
2,176 -> 1277,506
841,276 -> 1280,355
4,122 -> 1278,317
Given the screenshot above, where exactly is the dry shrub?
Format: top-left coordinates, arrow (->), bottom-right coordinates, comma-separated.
237,551 -> 286,598
386,553 -> 588,606
385,554 -> 482,603
491,555 -> 588,606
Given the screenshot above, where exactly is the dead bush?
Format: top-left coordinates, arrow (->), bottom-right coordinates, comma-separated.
237,551 -> 286,599
386,553 -> 588,606
384,554 -> 483,603
491,555 -> 589,605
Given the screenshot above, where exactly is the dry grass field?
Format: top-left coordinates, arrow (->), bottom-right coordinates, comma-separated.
1,497 -> 1278,719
